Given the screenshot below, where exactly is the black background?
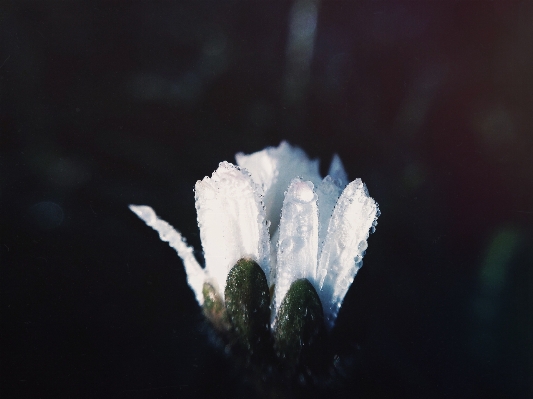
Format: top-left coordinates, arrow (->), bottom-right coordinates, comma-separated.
2,2 -> 532,398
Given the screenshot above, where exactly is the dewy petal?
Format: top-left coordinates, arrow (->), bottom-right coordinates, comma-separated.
328,153 -> 349,188
317,179 -> 379,329
268,227 -> 280,285
195,161 -> 270,298
129,205 -> 206,305
235,141 -> 322,234
273,178 -> 319,322
316,175 -> 343,256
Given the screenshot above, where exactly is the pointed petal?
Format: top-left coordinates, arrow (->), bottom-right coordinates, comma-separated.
129,205 -> 206,305
195,162 -> 270,298
317,179 -> 379,329
316,175 -> 343,256
273,178 -> 319,322
328,153 -> 348,188
236,141 -> 322,233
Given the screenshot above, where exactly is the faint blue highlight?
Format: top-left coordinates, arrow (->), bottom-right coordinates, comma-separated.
28,201 -> 64,230
283,0 -> 319,104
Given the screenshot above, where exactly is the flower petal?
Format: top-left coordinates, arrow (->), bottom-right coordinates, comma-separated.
316,175 -> 344,256
129,205 -> 206,305
327,153 -> 348,188
235,141 -> 322,233
316,179 -> 379,329
273,178 -> 319,322
195,162 -> 271,297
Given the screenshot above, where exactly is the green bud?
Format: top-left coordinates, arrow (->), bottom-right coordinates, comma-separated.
224,258 -> 271,353
202,282 -> 230,332
273,278 -> 326,370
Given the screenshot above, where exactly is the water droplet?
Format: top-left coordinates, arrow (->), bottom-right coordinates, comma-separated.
291,180 -> 315,203
296,225 -> 309,235
280,237 -> 294,254
280,236 -> 304,254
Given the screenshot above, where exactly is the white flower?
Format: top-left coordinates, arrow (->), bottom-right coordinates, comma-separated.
130,141 -> 379,329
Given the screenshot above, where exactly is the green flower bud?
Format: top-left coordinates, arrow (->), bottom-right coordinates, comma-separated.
224,258 -> 271,354
273,278 -> 327,371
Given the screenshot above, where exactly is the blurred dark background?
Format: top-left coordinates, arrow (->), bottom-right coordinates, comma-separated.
1,1 -> 532,398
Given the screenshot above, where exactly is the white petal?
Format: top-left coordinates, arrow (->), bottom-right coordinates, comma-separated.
317,179 -> 379,329
269,227 -> 280,286
316,175 -> 343,256
273,178 -> 319,322
129,205 -> 206,305
195,162 -> 270,298
328,153 -> 349,188
235,141 -> 322,233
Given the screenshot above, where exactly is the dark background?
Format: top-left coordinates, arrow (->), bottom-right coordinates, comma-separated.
2,2 -> 532,398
